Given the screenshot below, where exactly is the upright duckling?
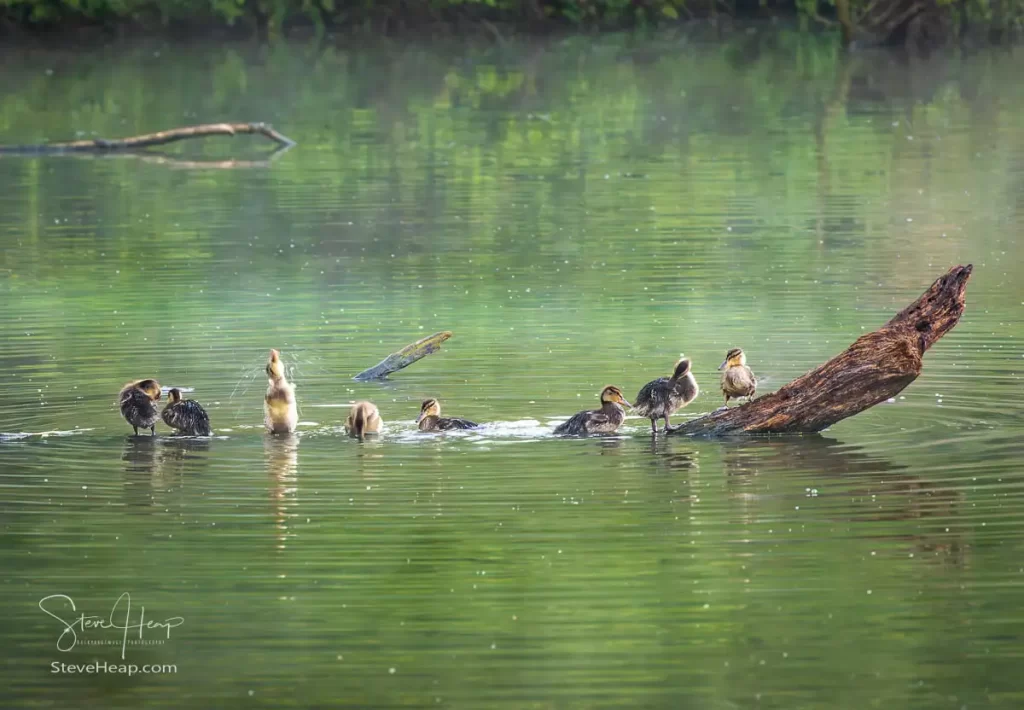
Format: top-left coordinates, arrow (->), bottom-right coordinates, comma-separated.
346,401 -> 382,441
417,398 -> 478,432
264,349 -> 298,434
719,347 -> 757,406
632,358 -> 699,434
161,388 -> 212,436
119,379 -> 161,436
554,385 -> 631,436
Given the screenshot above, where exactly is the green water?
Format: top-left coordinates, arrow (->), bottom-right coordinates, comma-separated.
2,32 -> 1023,709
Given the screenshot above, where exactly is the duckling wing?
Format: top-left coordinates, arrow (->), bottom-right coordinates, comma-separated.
163,400 -> 212,435
438,417 -> 478,430
120,389 -> 159,427
554,410 -> 597,436
632,378 -> 671,417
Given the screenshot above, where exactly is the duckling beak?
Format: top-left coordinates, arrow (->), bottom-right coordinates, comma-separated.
718,360 -> 728,370
620,397 -> 632,408
415,411 -> 425,424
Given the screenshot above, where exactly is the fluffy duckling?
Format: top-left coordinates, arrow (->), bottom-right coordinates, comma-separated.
417,398 -> 478,432
719,347 -> 757,406
554,385 -> 631,436
346,401 -> 382,441
161,388 -> 212,436
264,349 -> 298,434
632,358 -> 699,434
119,379 -> 161,436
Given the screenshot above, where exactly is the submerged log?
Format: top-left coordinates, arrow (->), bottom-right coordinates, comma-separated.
0,122 -> 295,154
353,331 -> 453,381
673,264 -> 973,437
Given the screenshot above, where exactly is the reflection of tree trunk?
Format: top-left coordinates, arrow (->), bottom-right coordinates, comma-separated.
814,54 -> 855,243
721,437 -> 968,566
673,265 -> 972,436
836,0 -> 855,45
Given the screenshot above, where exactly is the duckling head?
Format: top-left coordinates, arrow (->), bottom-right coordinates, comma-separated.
266,349 -> 285,381
600,385 -> 632,408
719,348 -> 745,370
167,388 -> 182,404
136,379 -> 162,401
671,358 -> 692,379
416,398 -> 440,424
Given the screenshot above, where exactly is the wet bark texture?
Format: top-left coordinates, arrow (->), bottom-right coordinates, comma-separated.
0,122 -> 295,153
673,264 -> 973,437
353,331 -> 453,381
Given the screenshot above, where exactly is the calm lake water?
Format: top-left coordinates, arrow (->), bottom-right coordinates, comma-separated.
1,31 -> 1023,708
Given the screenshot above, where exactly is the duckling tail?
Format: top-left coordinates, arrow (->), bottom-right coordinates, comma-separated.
353,408 -> 366,442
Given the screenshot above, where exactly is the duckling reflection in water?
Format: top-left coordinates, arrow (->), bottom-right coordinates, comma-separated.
161,388 -> 212,436
416,398 -> 478,432
119,379 -> 161,436
346,401 -> 382,441
554,385 -> 631,436
264,349 -> 298,434
632,358 -> 699,434
719,347 -> 757,407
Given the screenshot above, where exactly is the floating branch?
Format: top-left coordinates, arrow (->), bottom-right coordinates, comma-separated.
0,122 -> 296,154
673,264 -> 973,437
353,331 -> 453,381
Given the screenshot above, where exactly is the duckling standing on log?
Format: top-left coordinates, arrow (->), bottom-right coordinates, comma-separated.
632,358 -> 699,434
554,385 -> 631,436
346,401 -> 382,441
264,349 -> 298,434
416,398 -> 478,432
119,379 -> 162,436
161,388 -> 212,436
719,348 -> 757,406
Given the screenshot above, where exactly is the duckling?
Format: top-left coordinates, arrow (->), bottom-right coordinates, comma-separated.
119,379 -> 161,436
264,349 -> 298,434
554,385 -> 631,436
719,347 -> 757,406
161,388 -> 212,436
346,401 -> 382,441
632,358 -> 699,434
416,398 -> 478,432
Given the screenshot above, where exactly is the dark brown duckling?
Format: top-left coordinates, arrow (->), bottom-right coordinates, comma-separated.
554,385 -> 631,436
416,398 -> 478,432
632,358 -> 699,434
161,388 -> 212,436
119,379 -> 161,436
719,347 -> 757,406
346,401 -> 382,441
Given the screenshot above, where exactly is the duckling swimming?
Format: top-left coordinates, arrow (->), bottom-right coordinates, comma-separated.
554,385 -> 631,436
632,358 -> 699,434
264,349 -> 298,434
161,388 -> 212,436
719,347 -> 757,406
346,401 -> 382,441
417,398 -> 478,432
119,379 -> 161,436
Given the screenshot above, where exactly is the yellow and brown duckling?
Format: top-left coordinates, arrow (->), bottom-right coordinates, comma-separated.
719,347 -> 757,406
416,398 -> 478,432
119,379 -> 162,436
264,349 -> 298,434
632,358 -> 699,434
554,385 -> 631,436
161,388 -> 212,436
345,401 -> 382,441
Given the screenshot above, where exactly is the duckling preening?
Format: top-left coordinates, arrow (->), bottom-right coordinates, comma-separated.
119,379 -> 161,436
264,349 -> 298,434
417,398 -> 478,432
554,385 -> 631,436
633,358 -> 699,434
719,347 -> 757,406
161,388 -> 212,436
346,401 -> 382,441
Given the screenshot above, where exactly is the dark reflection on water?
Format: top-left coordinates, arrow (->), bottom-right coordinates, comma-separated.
0,29 -> 1023,710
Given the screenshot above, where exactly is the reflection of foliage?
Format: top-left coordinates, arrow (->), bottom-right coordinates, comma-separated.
1,0 -> 1021,34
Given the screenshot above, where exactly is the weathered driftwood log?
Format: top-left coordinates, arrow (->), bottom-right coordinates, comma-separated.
353,331 -> 453,381
673,264 -> 973,437
0,122 -> 295,154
